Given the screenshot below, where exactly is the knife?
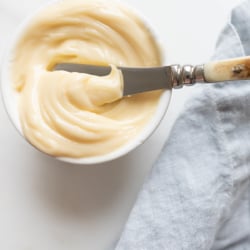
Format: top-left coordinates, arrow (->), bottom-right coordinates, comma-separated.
54,56 -> 250,96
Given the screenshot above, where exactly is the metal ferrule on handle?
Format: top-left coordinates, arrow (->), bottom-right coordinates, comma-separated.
171,64 -> 205,89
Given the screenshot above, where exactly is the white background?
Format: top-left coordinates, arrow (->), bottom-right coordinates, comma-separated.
0,0 -> 242,249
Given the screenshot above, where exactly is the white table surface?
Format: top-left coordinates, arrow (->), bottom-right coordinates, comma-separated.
0,0 -> 241,249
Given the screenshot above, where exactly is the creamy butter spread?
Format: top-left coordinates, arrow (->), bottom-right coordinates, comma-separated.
12,0 -> 162,158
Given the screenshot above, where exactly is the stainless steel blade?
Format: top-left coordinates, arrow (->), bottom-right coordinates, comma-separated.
54,63 -> 173,96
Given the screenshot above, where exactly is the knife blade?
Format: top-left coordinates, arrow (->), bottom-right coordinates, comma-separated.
54,63 -> 173,96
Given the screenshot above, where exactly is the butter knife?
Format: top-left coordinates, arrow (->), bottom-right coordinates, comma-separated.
54,56 -> 250,96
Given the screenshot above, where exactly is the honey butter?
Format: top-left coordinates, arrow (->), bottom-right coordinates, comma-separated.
12,0 -> 162,158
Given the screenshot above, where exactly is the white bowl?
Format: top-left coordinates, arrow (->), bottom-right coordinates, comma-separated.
0,0 -> 172,165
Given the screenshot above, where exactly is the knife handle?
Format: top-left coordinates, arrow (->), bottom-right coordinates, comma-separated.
172,56 -> 250,88
203,56 -> 250,82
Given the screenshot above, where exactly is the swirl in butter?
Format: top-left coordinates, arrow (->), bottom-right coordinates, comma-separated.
12,0 -> 162,158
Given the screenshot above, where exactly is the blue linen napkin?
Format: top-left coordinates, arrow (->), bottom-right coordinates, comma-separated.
115,1 -> 250,249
